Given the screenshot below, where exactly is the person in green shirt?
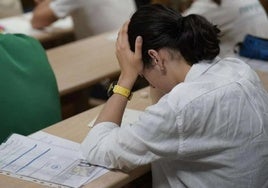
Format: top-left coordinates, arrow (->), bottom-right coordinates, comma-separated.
0,33 -> 61,143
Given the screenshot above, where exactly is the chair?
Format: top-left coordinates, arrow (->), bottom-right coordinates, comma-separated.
0,33 -> 62,143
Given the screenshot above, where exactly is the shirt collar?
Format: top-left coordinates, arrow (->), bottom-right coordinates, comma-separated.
184,56 -> 221,82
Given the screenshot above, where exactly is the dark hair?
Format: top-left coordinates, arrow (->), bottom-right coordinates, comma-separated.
128,4 -> 221,67
212,0 -> 221,5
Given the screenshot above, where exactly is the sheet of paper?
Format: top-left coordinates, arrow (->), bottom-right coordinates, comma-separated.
29,131 -> 81,153
88,108 -> 143,128
0,12 -> 73,36
0,133 -> 108,188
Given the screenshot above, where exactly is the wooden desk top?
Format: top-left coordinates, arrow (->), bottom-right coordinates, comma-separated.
0,87 -> 152,188
47,31 -> 119,96
0,12 -> 73,43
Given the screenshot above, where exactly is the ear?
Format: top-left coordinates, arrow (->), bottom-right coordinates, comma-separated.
148,49 -> 166,74
148,49 -> 160,65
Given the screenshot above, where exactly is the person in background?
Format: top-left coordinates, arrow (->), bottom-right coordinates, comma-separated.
0,0 -> 23,18
0,33 -> 62,143
182,0 -> 268,57
81,4 -> 268,188
31,0 -> 136,40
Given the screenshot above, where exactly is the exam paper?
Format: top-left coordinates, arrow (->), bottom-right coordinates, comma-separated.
29,131 -> 81,152
0,133 -> 108,188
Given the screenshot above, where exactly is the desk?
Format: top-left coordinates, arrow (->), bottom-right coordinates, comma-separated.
47,31 -> 119,118
48,29 -> 268,116
0,87 -> 152,188
47,31 -> 118,96
49,37 -> 268,98
0,12 -> 74,48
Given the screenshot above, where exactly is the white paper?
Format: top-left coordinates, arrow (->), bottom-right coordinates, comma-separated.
0,12 -> 73,36
29,131 -> 81,153
0,133 -> 108,188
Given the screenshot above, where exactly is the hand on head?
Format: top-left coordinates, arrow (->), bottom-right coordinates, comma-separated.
116,21 -> 144,89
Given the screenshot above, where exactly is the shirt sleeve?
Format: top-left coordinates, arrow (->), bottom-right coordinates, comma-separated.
81,96 -> 180,171
50,0 -> 82,18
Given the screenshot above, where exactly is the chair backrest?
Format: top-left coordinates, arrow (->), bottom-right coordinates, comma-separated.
0,33 -> 62,143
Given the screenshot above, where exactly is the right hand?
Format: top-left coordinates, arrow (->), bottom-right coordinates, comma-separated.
116,21 -> 143,90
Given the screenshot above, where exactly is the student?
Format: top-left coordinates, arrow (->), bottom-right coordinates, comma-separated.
0,33 -> 62,143
182,0 -> 268,57
81,4 -> 268,188
31,0 -> 136,39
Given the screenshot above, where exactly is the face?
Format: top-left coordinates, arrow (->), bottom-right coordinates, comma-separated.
140,61 -> 174,93
141,65 -> 163,89
141,48 -> 191,93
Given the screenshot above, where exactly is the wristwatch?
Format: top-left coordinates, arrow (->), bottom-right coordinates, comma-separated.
107,81 -> 132,100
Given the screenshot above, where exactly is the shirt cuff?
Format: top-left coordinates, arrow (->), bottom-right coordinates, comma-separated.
80,122 -> 118,162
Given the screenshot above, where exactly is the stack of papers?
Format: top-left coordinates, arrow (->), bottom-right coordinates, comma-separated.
0,131 -> 108,188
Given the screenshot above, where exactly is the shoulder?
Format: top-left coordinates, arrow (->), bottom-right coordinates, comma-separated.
165,57 -> 257,112
0,33 -> 40,47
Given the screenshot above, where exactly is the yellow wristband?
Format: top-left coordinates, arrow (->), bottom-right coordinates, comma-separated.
113,85 -> 132,100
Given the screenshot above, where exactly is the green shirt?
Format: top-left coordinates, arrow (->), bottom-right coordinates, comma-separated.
0,33 -> 61,142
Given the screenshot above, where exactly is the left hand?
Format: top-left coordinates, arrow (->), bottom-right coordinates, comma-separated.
116,21 -> 143,89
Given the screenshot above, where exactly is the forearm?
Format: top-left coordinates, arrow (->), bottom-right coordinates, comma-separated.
93,93 -> 128,126
31,0 -> 58,29
93,74 -> 136,126
93,21 -> 142,126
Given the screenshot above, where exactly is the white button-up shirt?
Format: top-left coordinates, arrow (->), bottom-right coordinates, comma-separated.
81,57 -> 268,188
